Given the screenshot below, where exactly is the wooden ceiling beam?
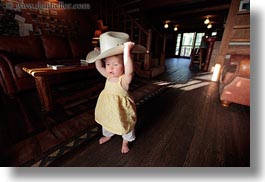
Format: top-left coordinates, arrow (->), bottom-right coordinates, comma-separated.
143,0 -> 211,9
160,4 -> 230,18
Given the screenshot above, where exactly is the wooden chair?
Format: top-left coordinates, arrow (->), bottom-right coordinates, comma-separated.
189,48 -> 207,71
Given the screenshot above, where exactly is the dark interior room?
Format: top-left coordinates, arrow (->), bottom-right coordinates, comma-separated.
0,0 -> 250,167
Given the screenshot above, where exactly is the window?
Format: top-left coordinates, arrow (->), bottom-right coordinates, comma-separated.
180,32 -> 195,57
175,32 -> 206,57
175,33 -> 181,55
194,32 -> 205,48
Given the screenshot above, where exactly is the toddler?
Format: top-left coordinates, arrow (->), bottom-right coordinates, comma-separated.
86,31 -> 146,153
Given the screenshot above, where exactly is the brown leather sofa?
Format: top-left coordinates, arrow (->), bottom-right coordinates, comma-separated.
219,54 -> 250,106
0,35 -> 97,97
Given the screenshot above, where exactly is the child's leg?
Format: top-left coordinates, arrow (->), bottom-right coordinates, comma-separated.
121,129 -> 135,153
99,128 -> 114,144
121,140 -> 129,154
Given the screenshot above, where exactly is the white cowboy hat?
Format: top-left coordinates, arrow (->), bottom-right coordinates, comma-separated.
86,31 -> 146,63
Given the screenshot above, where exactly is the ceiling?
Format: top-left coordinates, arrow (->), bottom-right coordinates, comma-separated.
121,0 -> 232,33
61,0 -> 232,34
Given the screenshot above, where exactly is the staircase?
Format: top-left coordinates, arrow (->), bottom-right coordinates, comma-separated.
91,0 -> 166,78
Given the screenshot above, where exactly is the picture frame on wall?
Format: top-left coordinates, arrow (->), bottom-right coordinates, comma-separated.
239,0 -> 250,11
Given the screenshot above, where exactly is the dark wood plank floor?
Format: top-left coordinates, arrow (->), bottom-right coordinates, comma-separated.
49,58 -> 250,167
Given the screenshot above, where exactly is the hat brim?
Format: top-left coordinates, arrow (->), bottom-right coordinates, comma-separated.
86,44 -> 146,63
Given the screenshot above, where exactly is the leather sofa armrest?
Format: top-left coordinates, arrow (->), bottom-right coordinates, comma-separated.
220,56 -> 250,85
0,51 -> 20,80
237,59 -> 250,78
220,68 -> 235,85
220,62 -> 236,85
0,54 -> 17,96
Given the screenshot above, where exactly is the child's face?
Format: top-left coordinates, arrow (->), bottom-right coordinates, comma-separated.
105,55 -> 124,77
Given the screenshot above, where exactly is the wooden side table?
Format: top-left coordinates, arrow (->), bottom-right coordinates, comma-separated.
23,64 -> 96,112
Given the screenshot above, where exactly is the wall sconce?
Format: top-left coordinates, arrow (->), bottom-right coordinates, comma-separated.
207,23 -> 212,29
164,23 -> 169,29
174,25 -> 178,31
204,17 -> 210,24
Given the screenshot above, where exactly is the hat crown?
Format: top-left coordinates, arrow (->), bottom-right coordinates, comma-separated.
86,31 -> 146,63
99,31 -> 130,53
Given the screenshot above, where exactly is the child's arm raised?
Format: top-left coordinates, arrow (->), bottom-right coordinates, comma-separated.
122,42 -> 135,89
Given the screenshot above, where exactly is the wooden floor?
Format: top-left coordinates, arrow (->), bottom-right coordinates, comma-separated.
49,58 -> 250,167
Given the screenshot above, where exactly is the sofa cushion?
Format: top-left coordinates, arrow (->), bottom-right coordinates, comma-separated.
68,38 -> 91,59
0,36 -> 46,63
41,36 -> 73,60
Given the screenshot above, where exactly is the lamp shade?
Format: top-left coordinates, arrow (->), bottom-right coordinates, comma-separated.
204,18 -> 210,24
207,23 -> 212,29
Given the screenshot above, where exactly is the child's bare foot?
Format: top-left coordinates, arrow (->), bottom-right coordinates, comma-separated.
99,136 -> 111,144
121,140 -> 130,153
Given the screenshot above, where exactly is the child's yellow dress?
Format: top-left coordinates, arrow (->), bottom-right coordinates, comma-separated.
95,75 -> 137,135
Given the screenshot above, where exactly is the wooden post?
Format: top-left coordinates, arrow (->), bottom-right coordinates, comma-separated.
123,15 -> 126,32
160,33 -> 167,66
202,37 -> 216,71
144,29 -> 152,70
130,17 -> 133,41
111,3 -> 114,30
138,28 -> 141,44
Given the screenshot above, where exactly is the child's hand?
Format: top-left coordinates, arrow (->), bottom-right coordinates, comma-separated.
124,41 -> 135,54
